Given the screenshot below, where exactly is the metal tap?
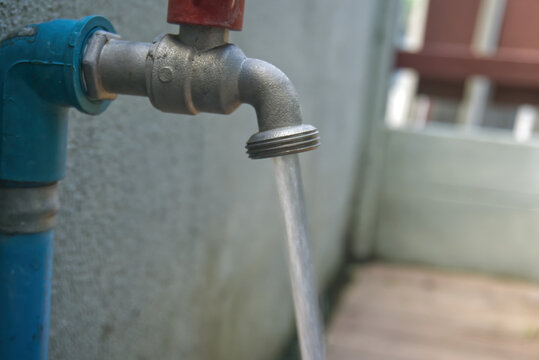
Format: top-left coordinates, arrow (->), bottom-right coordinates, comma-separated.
82,25 -> 320,159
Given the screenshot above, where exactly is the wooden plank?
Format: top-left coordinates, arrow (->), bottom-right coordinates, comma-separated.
498,0 -> 539,51
416,79 -> 539,107
421,0 -> 539,53
423,0 -> 481,49
396,50 -> 539,89
328,264 -> 539,360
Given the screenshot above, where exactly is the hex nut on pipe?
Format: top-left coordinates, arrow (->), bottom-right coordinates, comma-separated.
82,30 -> 121,100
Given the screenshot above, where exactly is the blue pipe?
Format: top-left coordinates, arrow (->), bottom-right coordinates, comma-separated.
0,16 -> 115,359
0,231 -> 54,359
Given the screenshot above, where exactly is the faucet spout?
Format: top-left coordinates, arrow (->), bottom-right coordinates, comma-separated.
238,58 -> 320,158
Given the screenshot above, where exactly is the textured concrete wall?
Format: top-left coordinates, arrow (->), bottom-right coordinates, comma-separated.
1,1 -> 379,359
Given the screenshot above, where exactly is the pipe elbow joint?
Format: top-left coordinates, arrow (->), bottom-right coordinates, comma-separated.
239,58 -> 303,131
0,16 -> 115,183
238,59 -> 320,159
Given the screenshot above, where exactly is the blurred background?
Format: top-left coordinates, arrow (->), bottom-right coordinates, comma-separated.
3,0 -> 539,359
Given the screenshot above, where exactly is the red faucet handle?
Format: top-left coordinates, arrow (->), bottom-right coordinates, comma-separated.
167,0 -> 245,31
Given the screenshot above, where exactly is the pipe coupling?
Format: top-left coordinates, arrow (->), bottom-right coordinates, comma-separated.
0,184 -> 60,234
145,33 -> 244,115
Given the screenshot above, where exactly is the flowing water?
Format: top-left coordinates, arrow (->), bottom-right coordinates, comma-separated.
273,154 -> 326,360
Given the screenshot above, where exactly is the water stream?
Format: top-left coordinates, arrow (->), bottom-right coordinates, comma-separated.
273,154 -> 326,360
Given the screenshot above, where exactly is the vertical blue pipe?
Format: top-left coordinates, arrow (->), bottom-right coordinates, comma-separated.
0,231 -> 53,359
0,16 -> 115,360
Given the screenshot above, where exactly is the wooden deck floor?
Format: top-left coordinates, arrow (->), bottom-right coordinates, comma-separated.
327,263 -> 539,360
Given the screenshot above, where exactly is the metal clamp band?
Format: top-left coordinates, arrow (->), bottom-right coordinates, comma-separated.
0,184 -> 59,234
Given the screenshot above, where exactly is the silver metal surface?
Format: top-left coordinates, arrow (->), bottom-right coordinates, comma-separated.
239,58 -> 321,158
82,30 -> 121,100
239,58 -> 302,131
145,34 -> 244,115
0,184 -> 60,233
179,24 -> 229,51
274,154 -> 326,360
98,39 -> 150,97
246,124 -> 320,159
82,26 -> 320,159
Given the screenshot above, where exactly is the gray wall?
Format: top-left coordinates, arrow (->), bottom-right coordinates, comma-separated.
1,1 -> 381,359
375,127 -> 539,280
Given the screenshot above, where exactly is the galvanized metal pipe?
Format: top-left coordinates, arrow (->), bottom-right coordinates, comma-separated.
98,40 -> 150,97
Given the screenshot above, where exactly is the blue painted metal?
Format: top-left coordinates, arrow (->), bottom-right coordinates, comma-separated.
0,16 -> 116,360
0,231 -> 54,359
0,16 -> 115,183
